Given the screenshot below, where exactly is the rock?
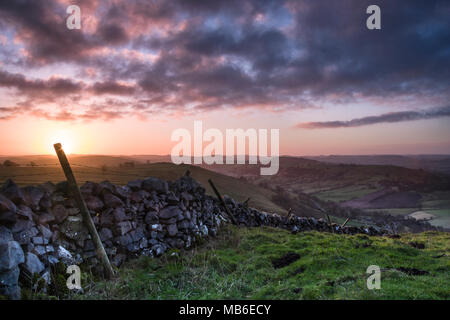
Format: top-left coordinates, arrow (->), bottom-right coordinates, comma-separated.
103,193 -> 123,208
159,206 -> 182,220
60,216 -> 89,242
0,211 -> 16,227
52,204 -> 69,223
56,245 -> 75,265
113,207 -> 128,222
40,182 -> 56,195
39,196 -> 52,210
127,179 -> 143,191
99,228 -> 113,241
0,194 -> 17,214
84,195 -> 104,212
0,241 -> 24,272
21,186 -> 44,209
0,226 -> 13,244
111,254 -> 126,267
0,266 -> 20,299
167,224 -> 178,237
142,177 -> 168,194
32,237 -> 49,245
115,234 -> 133,247
55,181 -> 69,194
17,205 -> 33,220
151,244 -> 166,256
38,213 -> 55,225
1,179 -> 24,204
114,186 -> 130,199
38,225 -> 52,240
80,181 -> 98,196
115,221 -> 133,236
23,252 -> 45,275
34,245 -> 55,256
144,211 -> 158,224
0,283 -> 21,300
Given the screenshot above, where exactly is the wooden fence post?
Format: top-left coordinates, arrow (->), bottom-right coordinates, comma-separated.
208,179 -> 237,224
53,143 -> 115,279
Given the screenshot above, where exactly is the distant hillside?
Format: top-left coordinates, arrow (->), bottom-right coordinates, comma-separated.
306,155 -> 450,174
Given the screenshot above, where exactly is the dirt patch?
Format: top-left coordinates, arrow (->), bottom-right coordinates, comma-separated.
291,267 -> 305,275
409,241 -> 425,249
272,252 -> 300,269
396,267 -> 429,276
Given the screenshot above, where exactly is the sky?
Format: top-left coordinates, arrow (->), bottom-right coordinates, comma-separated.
0,0 -> 449,156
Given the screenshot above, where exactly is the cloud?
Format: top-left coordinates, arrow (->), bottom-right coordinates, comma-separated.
296,106 -> 450,129
0,0 -> 449,121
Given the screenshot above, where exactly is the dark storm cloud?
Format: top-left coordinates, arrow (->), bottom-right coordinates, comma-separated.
297,106 -> 450,129
0,0 -> 449,121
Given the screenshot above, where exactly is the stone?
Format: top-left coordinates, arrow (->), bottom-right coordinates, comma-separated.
84,195 -> 104,212
103,192 -> 123,208
23,252 -> 45,275
38,213 -> 55,225
115,221 -> 133,236
100,208 -> 114,226
60,216 -> 89,242
159,206 -> 182,219
111,254 -> 126,267
17,205 -> 33,220
114,186 -> 130,199
13,227 -> 39,245
167,224 -> 178,237
56,245 -> 75,265
144,211 -> 158,224
32,237 -> 49,245
80,181 -> 98,195
113,207 -> 128,222
0,226 -> 13,244
151,244 -> 166,256
34,245 -> 55,256
39,196 -> 52,210
38,225 -> 52,240
142,177 -> 168,194
0,241 -> 24,272
0,283 -> 21,300
52,204 -> 69,223
1,179 -> 24,204
0,194 -> 17,214
115,234 -> 133,247
40,181 -> 56,195
55,181 -> 69,194
0,266 -> 20,298
127,179 -> 143,191
0,211 -> 16,227
21,186 -> 44,209
99,228 -> 113,241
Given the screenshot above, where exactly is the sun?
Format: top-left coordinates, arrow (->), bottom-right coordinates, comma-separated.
51,130 -> 76,154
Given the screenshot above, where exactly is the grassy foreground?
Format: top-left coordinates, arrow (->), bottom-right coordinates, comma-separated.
75,226 -> 449,300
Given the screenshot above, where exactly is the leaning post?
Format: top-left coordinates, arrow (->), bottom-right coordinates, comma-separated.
208,179 -> 237,224
53,143 -> 115,279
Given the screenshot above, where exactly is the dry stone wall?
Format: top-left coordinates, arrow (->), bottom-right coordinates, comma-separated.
0,175 -> 385,299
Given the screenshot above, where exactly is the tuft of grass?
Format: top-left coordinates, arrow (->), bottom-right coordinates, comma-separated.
75,226 -> 450,300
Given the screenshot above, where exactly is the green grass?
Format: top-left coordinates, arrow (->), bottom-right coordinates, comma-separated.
75,226 -> 450,300
314,185 -> 380,203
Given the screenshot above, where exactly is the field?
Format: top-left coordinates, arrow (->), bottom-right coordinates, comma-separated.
0,159 -> 285,215
69,225 -> 449,300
